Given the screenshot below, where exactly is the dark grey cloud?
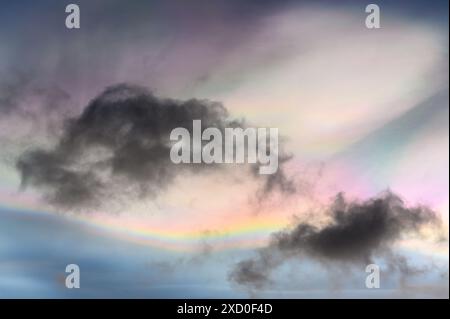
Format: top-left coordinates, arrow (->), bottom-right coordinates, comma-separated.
16,83 -> 293,210
229,191 -> 442,289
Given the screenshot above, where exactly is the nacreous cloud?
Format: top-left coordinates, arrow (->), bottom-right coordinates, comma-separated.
229,191 -> 442,289
16,84 -> 294,210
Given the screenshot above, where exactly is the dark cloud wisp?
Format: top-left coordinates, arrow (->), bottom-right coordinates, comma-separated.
229,191 -> 441,289
16,83 -> 293,210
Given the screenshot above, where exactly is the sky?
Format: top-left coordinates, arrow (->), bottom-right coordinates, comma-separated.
0,0 -> 448,298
